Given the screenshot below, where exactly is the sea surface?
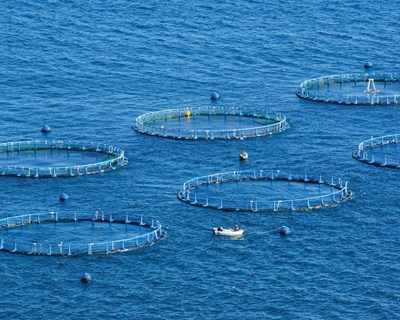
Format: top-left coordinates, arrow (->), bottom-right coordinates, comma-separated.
0,0 -> 400,319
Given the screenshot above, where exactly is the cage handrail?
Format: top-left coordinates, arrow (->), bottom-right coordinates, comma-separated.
353,134 -> 400,167
133,106 -> 289,139
0,211 -> 165,256
0,140 -> 128,177
297,73 -> 400,105
178,169 -> 352,212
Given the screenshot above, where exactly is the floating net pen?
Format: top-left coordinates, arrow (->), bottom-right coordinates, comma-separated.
296,73 -> 400,105
132,106 -> 290,140
178,169 -> 353,212
353,134 -> 400,168
0,140 -> 128,178
0,211 -> 166,256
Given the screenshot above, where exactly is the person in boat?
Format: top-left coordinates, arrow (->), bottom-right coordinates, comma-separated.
234,224 -> 239,231
217,227 -> 223,232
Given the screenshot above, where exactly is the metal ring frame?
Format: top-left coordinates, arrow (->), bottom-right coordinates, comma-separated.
178,169 -> 352,212
0,211 -> 166,256
296,73 -> 400,105
0,140 -> 128,178
132,106 -> 289,140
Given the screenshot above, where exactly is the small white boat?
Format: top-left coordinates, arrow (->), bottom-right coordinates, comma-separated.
239,151 -> 248,160
212,227 -> 244,236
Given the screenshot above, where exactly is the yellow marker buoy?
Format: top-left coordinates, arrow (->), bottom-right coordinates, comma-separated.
185,111 -> 191,118
239,151 -> 248,160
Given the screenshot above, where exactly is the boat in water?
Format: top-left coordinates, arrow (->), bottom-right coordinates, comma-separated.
212,226 -> 244,236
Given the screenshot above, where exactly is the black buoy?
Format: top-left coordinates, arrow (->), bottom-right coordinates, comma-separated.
279,226 -> 290,236
59,192 -> 69,201
210,92 -> 220,101
80,273 -> 92,284
364,62 -> 373,69
41,125 -> 52,133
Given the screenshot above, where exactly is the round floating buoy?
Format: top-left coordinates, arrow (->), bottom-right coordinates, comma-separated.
59,192 -> 69,201
41,125 -> 52,133
279,226 -> 290,236
80,272 -> 92,284
210,92 -> 220,101
239,151 -> 248,160
364,62 -> 373,69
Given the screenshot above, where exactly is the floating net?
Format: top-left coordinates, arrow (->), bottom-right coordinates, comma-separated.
0,140 -> 128,178
296,73 -> 400,105
0,211 -> 166,256
353,134 -> 400,168
178,169 -> 352,212
132,106 -> 289,140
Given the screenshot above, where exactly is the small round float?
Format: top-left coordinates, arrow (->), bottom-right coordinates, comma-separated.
0,211 -> 166,256
0,140 -> 128,178
352,134 -> 400,168
59,192 -> 69,201
178,169 -> 352,212
132,106 -> 290,140
81,273 -> 92,283
239,151 -> 249,160
296,73 -> 400,105
210,92 -> 220,101
364,62 -> 373,69
279,226 -> 290,236
41,125 -> 52,133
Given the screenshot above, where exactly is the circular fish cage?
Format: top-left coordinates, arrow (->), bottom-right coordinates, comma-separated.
0,140 -> 128,178
296,73 -> 400,105
132,106 -> 290,140
0,211 -> 166,256
178,169 -> 353,212
353,134 -> 400,168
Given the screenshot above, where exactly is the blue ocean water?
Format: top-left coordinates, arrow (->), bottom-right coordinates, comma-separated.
0,0 -> 399,319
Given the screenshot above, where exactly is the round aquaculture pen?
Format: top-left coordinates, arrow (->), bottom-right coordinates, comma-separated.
178,169 -> 352,212
353,134 -> 400,168
296,73 -> 400,105
132,106 -> 289,140
0,211 -> 166,256
0,140 -> 128,178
